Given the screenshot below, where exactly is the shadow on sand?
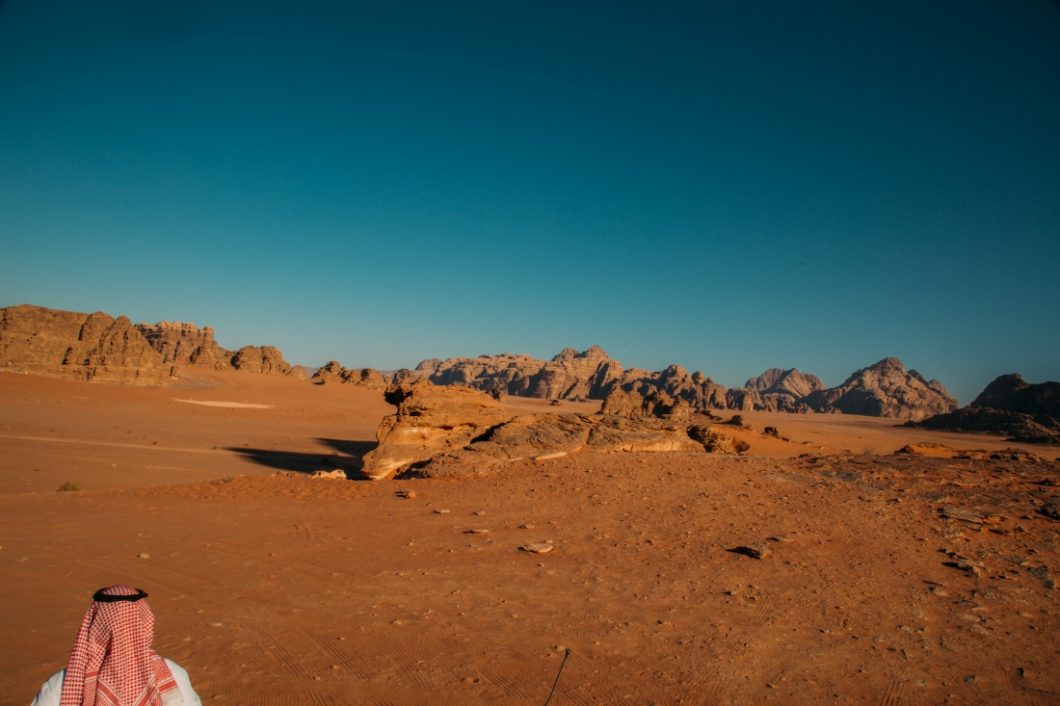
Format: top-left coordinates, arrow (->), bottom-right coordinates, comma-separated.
226,438 -> 377,480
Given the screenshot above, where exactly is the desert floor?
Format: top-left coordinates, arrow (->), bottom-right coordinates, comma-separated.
1,370 -> 1057,705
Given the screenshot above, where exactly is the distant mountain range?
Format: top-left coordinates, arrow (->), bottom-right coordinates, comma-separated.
0,303 -> 967,421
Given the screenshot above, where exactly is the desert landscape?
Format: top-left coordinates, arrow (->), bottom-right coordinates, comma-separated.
3,4 -> 1059,704
1,305 -> 1058,705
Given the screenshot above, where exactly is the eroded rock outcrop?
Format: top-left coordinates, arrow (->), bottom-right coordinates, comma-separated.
804,357 -> 957,420
0,304 -> 173,385
911,373 -> 1060,444
362,381 -> 730,480
362,382 -> 514,480
231,345 -> 292,375
312,361 -> 387,388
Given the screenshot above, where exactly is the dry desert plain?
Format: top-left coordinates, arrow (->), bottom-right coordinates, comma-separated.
1,369 -> 1058,705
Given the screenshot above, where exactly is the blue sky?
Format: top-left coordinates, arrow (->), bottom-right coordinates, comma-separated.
2,1 -> 1058,403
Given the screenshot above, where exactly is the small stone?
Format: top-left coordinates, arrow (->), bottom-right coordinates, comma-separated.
473,510 -> 486,516
728,544 -> 771,560
465,529 -> 490,534
137,553 -> 151,560
519,523 -> 536,529
433,508 -> 450,514
209,622 -> 223,627
310,469 -> 346,480
520,543 -> 554,554
395,489 -> 417,499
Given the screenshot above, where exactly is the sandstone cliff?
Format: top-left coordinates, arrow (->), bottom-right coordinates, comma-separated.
804,357 -> 957,420
136,321 -> 231,369
0,304 -> 173,385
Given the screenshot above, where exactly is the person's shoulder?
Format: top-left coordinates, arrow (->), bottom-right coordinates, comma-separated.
163,658 -> 189,678
30,669 -> 64,706
163,658 -> 202,705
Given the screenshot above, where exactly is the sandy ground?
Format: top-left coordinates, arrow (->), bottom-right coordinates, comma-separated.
1,370 -> 1058,705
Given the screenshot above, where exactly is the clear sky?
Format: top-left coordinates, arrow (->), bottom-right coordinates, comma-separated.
2,1 -> 1058,404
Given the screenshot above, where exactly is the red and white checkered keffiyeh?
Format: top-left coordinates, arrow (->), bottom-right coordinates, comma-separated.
59,585 -> 182,706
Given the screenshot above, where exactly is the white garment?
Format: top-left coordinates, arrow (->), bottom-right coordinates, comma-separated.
30,658 -> 202,706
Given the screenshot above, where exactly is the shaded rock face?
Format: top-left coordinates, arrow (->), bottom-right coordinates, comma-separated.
804,358 -> 957,420
970,374 -> 1060,417
363,381 -> 729,480
0,305 -> 173,385
312,361 -> 387,388
135,321 -> 230,369
911,373 -> 1060,444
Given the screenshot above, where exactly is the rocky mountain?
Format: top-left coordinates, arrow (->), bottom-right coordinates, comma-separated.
0,304 -> 174,385
422,347 -> 621,399
803,357 -> 958,420
911,374 -> 1060,443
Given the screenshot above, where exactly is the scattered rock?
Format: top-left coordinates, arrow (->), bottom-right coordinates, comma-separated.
137,552 -> 151,560
310,469 -> 347,480
520,543 -> 554,554
433,509 -> 450,515
1037,500 -> 1060,521
395,489 -> 417,499
728,544 -> 771,560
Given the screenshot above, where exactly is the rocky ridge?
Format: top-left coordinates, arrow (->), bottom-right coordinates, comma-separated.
417,349 -> 955,419
0,304 -> 173,385
1,304 -> 306,385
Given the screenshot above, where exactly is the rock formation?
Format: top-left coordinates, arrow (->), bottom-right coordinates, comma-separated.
526,345 -> 623,400
362,381 -> 513,480
312,361 -> 387,388
0,304 -> 173,385
136,319 -> 298,377
803,357 -> 957,420
230,345 -> 292,375
135,321 -> 231,369
362,381 -> 740,480
745,368 -> 826,398
911,373 -> 1060,444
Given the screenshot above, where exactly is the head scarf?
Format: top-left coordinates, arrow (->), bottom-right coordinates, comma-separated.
59,585 -> 182,706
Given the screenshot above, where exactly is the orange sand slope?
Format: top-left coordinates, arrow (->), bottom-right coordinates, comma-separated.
1,371 -> 1058,704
